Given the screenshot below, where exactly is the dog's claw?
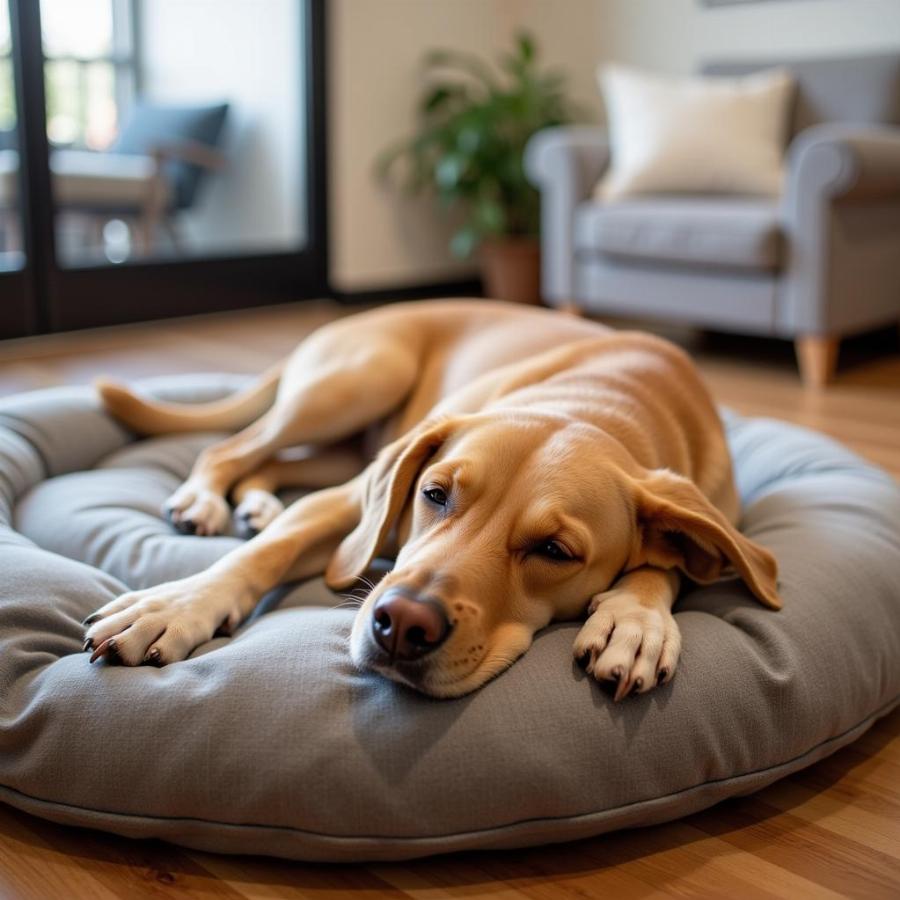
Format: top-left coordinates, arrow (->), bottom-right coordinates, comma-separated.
608,667 -> 634,701
165,504 -> 196,534
235,519 -> 259,540
233,490 -> 283,539
89,638 -> 114,663
658,668 -> 668,685
82,638 -> 93,652
164,487 -> 230,537
144,648 -> 162,666
82,613 -> 101,627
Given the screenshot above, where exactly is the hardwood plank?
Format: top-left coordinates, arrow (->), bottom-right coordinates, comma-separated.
193,851 -> 411,900
373,845 -> 667,899
574,822 -> 847,900
759,778 -> 900,858
0,808 -> 121,900
0,804 -> 241,900
687,796 -> 900,898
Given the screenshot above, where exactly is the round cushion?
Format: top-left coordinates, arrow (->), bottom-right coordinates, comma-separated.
0,376 -> 898,862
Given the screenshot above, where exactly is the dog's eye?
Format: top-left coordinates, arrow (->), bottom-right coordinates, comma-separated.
422,486 -> 448,507
534,540 -> 575,562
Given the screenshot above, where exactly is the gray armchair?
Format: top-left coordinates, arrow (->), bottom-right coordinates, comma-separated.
525,53 -> 900,387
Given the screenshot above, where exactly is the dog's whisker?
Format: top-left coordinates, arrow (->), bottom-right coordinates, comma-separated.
352,574 -> 377,593
331,595 -> 365,611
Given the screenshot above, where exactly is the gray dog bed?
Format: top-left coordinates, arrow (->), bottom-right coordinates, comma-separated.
0,375 -> 898,862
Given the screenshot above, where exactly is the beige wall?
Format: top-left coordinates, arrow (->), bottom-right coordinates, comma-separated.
329,0 -> 900,291
597,0 -> 900,74
328,0 -> 602,291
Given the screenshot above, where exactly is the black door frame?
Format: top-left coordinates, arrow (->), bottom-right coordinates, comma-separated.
3,0 -> 328,338
0,0 -> 40,337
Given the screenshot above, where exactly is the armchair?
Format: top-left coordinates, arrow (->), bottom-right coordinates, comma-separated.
54,102 -> 229,257
525,53 -> 900,386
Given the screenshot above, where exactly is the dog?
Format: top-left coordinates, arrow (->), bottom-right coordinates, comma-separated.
84,300 -> 779,699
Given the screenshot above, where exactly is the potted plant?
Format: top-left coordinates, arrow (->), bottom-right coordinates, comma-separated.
378,33 -> 582,304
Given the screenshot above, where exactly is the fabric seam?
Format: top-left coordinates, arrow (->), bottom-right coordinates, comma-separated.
1,693 -> 896,844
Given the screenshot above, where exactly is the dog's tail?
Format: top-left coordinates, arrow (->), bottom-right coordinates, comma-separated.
95,361 -> 284,435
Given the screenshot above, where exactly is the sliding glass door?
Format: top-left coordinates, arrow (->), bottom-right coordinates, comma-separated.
1,0 -> 326,338
0,0 -> 33,335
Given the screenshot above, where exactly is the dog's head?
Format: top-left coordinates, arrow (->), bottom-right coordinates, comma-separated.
327,413 -> 778,697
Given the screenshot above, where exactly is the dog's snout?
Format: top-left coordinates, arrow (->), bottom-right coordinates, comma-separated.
371,590 -> 450,661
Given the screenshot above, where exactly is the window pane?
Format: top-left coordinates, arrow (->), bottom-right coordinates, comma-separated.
0,0 -> 22,271
45,60 -> 83,146
42,0 -> 113,59
0,4 -> 9,56
46,0 -> 308,268
0,60 -> 15,133
85,62 -> 117,150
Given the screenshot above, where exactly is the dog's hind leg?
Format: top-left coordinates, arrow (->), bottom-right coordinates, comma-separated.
165,414 -> 275,535
166,335 -> 421,536
230,445 -> 365,538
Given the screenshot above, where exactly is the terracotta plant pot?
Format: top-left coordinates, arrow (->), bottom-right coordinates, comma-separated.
479,237 -> 541,304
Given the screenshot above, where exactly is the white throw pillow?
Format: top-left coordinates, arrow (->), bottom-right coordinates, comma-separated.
596,64 -> 795,201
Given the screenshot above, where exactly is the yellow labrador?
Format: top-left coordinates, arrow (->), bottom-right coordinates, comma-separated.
86,300 -> 779,699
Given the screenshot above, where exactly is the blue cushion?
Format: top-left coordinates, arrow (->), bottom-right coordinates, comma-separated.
111,103 -> 229,207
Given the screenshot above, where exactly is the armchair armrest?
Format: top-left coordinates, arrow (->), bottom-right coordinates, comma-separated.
524,126 -> 610,303
140,140 -> 225,228
786,123 -> 900,207
149,139 -> 227,171
780,124 -> 900,336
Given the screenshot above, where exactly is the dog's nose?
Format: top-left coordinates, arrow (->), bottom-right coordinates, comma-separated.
371,590 -> 450,661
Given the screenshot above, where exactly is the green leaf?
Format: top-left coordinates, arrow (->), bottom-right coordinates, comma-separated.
377,29 -> 581,253
473,196 -> 506,235
421,85 -> 452,114
423,48 -> 499,91
517,32 -> 536,64
435,153 -> 466,190
450,226 -> 480,259
456,124 -> 481,155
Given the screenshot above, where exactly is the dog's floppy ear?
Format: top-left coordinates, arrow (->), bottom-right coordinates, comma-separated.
628,469 -> 781,609
325,419 -> 457,589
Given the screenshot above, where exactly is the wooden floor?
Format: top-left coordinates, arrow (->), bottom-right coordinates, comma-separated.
0,300 -> 899,899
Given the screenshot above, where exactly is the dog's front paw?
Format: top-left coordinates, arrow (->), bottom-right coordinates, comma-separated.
82,576 -> 245,666
163,482 -> 230,536
573,590 -> 681,701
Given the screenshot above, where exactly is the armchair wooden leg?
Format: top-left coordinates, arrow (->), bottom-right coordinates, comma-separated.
795,335 -> 840,388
